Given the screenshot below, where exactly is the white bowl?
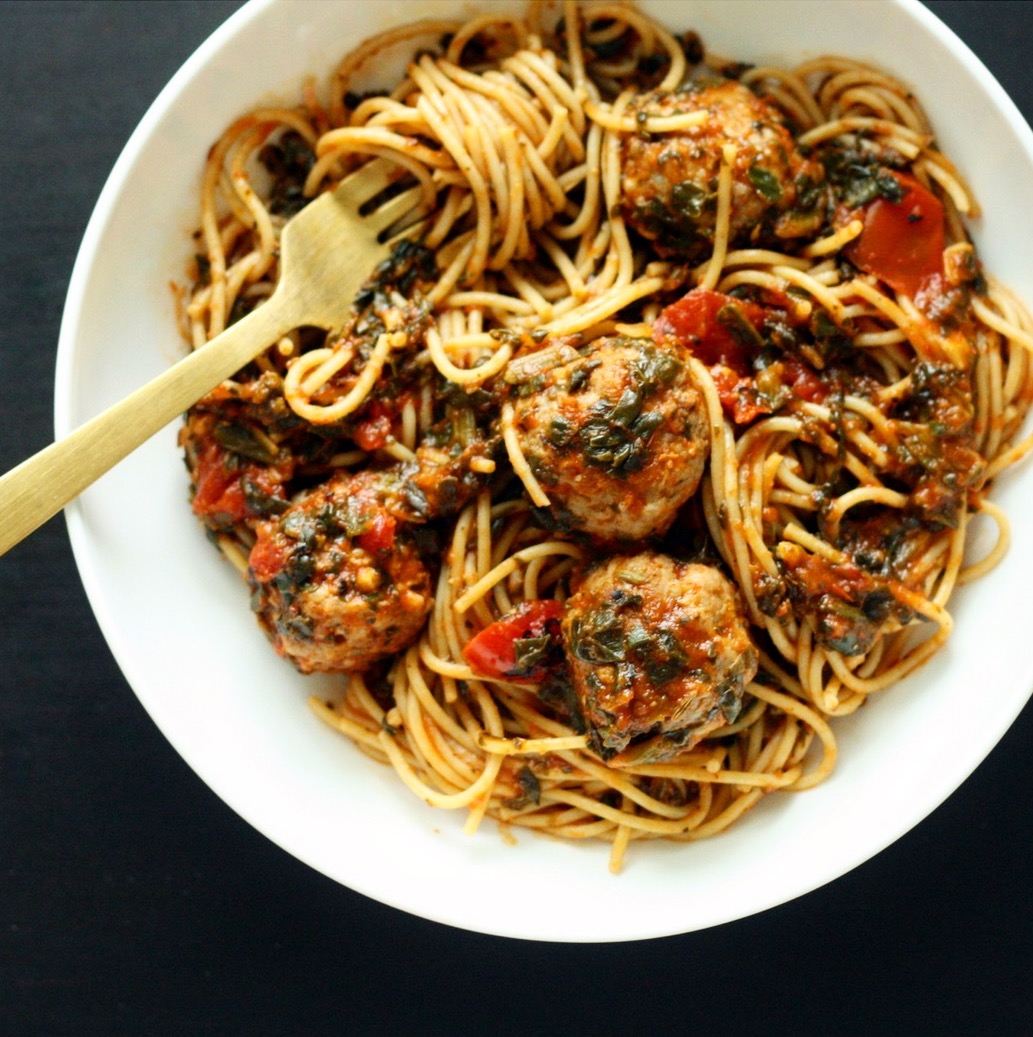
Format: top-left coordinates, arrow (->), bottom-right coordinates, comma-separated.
55,0 -> 1033,941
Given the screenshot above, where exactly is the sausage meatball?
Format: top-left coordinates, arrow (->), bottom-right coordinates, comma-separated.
509,336 -> 709,543
561,551 -> 757,764
620,79 -> 824,259
247,470 -> 432,674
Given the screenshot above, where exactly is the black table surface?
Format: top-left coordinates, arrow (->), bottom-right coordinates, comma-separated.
3,2 -> 1032,1034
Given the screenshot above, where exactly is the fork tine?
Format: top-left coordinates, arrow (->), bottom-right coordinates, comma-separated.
383,216 -> 431,250
364,185 -> 428,236
334,157 -> 401,205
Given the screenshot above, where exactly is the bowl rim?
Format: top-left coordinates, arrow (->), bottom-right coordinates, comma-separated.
52,0 -> 1033,941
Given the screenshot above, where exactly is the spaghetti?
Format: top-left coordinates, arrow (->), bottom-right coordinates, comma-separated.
178,1 -> 1033,872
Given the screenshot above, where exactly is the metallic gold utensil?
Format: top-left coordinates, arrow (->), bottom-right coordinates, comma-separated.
0,159 -> 424,557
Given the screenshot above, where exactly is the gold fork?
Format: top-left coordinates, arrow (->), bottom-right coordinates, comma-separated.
0,159 -> 425,558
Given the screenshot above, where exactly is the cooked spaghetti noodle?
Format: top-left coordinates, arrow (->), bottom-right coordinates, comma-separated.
178,1 -> 1033,872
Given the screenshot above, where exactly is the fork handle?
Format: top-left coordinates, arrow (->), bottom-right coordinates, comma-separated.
0,292 -> 300,558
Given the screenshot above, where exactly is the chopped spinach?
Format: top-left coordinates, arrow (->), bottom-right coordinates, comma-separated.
671,180 -> 709,220
569,608 -> 688,686
631,342 -> 682,391
354,238 -> 437,309
512,634 -> 555,675
515,766 -> 541,806
545,416 -> 576,449
822,148 -> 906,208
555,342 -> 680,477
748,164 -> 783,203
576,402 -> 663,475
717,303 -> 765,351
637,629 -> 689,686
258,130 -> 316,218
213,422 -> 279,464
568,609 -> 627,664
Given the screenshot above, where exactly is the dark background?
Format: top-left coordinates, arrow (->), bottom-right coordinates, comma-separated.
2,2 -> 1031,1034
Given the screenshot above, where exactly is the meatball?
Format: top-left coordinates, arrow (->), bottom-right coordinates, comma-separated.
509,336 -> 709,543
561,552 -> 757,764
620,79 -> 824,258
247,470 -> 432,673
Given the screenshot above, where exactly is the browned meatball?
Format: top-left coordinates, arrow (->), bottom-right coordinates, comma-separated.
247,470 -> 432,674
561,552 -> 757,764
620,79 -> 824,258
510,336 -> 709,543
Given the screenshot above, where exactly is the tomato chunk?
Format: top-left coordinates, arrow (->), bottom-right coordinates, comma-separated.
653,288 -> 766,374
191,443 -> 248,524
248,523 -> 289,582
357,511 -> 397,555
848,172 -> 945,298
781,356 -> 828,404
353,412 -> 393,452
462,600 -> 564,682
191,440 -> 293,529
656,289 -> 779,423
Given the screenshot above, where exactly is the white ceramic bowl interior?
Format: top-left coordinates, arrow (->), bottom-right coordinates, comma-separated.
55,0 -> 1033,941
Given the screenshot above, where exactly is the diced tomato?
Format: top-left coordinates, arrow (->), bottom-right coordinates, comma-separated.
191,443 -> 248,524
352,394 -> 413,452
655,289 -> 770,423
653,289 -> 767,375
706,366 -> 759,424
191,441 -> 292,527
353,412 -> 393,452
655,288 -> 831,424
847,172 -> 945,298
781,356 -> 828,404
248,523 -> 289,582
462,600 -> 564,683
356,511 -> 397,555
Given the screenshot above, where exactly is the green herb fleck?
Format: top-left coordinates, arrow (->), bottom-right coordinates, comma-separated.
748,164 -> 783,203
